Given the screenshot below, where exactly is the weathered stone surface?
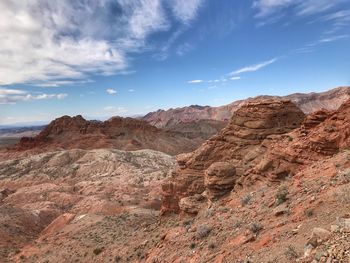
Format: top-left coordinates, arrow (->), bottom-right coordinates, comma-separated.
256,98 -> 350,180
178,194 -> 205,214
161,99 -> 305,214
204,162 -> 236,200
2,115 -> 201,159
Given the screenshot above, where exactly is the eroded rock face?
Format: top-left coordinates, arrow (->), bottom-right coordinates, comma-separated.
178,194 -> 205,214
204,162 -> 236,200
3,115 -> 202,159
255,98 -> 350,181
161,99 -> 305,214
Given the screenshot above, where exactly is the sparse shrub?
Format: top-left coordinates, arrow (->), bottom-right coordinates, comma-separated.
275,186 -> 289,206
284,245 -> 299,260
183,219 -> 192,227
218,206 -> 230,213
196,225 -> 212,239
233,220 -> 242,229
241,194 -> 252,206
205,208 -> 214,218
249,222 -> 262,234
190,242 -> 196,249
324,125 -> 336,132
136,251 -> 144,259
208,242 -> 215,249
114,256 -> 122,262
338,169 -> 350,183
304,208 -> 314,217
93,247 -> 104,255
287,136 -> 293,142
335,185 -> 350,203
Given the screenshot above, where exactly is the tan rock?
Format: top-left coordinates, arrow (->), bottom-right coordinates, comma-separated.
204,162 -> 236,199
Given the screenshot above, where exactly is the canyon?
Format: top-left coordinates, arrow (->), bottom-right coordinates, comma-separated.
0,87 -> 349,262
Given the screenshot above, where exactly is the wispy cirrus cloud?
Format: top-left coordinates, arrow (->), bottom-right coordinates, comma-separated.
253,0 -> 346,18
318,34 -> 349,43
188,79 -> 204,84
0,0 -> 204,86
293,34 -> 349,54
0,88 -> 67,104
229,58 -> 278,76
189,58 -> 278,87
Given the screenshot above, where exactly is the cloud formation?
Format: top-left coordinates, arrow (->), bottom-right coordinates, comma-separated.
0,88 -> 67,104
229,58 -> 278,75
106,88 -> 117,95
253,0 -> 346,18
187,79 -> 204,84
0,0 -> 204,86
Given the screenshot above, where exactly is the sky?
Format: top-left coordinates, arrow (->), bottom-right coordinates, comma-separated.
0,0 -> 349,125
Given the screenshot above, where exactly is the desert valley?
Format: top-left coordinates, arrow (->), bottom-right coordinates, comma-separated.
0,87 -> 350,262
1,1 -> 349,262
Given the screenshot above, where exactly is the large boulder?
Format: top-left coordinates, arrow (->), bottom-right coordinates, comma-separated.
204,162 -> 236,200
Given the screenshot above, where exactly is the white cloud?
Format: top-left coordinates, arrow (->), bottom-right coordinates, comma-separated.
128,89 -> 135,92
0,0 -> 203,86
188,76 -> 241,85
318,34 -> 348,43
253,0 -> 294,18
188,79 -> 204,84
0,89 -> 27,95
0,88 -> 67,104
106,88 -> 117,95
171,0 -> 204,24
229,58 -> 278,75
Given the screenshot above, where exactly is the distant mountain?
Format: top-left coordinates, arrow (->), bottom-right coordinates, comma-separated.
1,115 -> 204,159
0,125 -> 45,138
142,86 -> 350,128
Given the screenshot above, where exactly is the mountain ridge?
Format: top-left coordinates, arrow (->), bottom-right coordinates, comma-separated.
142,86 -> 350,128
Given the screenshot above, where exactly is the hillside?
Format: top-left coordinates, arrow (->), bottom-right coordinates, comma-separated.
1,115 -> 202,159
0,99 -> 349,262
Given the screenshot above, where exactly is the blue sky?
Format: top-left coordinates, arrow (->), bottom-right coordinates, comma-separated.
0,0 -> 349,125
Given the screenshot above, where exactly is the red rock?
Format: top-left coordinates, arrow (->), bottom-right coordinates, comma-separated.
161,99 -> 305,214
5,115 -> 202,158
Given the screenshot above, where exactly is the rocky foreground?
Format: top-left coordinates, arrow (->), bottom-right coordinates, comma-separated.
0,96 -> 350,262
155,97 -> 350,262
0,149 -> 175,262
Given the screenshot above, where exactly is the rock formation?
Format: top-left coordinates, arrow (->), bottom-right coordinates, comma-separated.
3,115 -> 202,159
256,98 -> 350,179
162,99 -> 305,213
204,162 -> 237,200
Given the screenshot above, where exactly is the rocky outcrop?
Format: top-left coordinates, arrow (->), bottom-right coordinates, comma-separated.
255,98 -> 350,180
161,99 -> 305,214
178,194 -> 205,214
5,115 -> 202,158
204,162 -> 236,200
143,87 -> 350,128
